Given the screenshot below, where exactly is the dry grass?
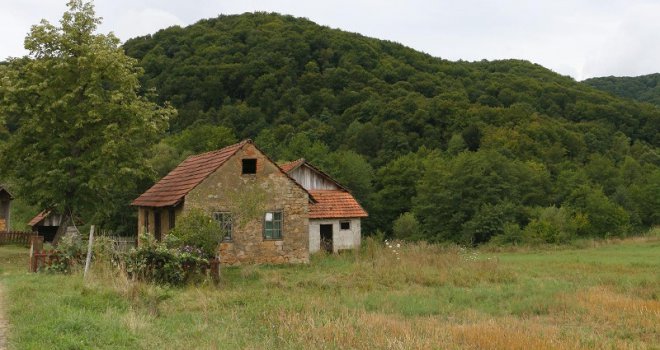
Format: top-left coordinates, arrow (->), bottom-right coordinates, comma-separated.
1,237 -> 658,349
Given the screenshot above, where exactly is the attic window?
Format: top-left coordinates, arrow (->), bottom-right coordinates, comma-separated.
242,159 -> 257,174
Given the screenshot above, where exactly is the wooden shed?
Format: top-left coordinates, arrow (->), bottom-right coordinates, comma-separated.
0,186 -> 13,231
27,210 -> 77,243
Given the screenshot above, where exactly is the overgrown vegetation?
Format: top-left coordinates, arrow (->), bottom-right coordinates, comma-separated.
122,237 -> 212,286
0,0 -> 175,233
1,7 -> 659,244
166,209 -> 223,257
1,235 -> 658,349
120,12 -> 659,243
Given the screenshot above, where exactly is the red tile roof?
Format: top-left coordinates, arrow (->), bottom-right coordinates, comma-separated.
279,158 -> 305,173
28,210 -> 50,227
309,190 -> 368,219
131,140 -> 249,207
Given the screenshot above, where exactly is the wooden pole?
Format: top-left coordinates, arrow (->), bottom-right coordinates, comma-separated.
29,235 -> 43,273
83,225 -> 95,278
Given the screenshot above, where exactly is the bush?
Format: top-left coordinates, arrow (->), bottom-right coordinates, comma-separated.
392,212 -> 423,241
491,206 -> 585,245
569,185 -> 630,237
167,209 -> 222,258
44,231 -> 84,273
122,236 -> 211,286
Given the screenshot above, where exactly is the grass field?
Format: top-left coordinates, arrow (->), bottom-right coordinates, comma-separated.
0,237 -> 658,349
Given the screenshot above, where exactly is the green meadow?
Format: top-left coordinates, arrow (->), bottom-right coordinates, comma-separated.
0,237 -> 658,349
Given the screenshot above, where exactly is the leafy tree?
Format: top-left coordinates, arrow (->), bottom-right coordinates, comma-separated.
461,125 -> 483,151
325,150 -> 374,204
370,149 -> 430,232
567,185 -> 630,237
583,73 -> 660,107
413,150 -> 549,243
392,212 -> 422,241
5,10 -> 657,241
167,124 -> 237,154
0,0 -> 174,232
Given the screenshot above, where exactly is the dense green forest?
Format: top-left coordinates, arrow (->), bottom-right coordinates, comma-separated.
583,73 -> 660,107
4,12 -> 659,244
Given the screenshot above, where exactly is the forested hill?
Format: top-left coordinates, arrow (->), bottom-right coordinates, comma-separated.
122,12 -> 660,244
583,73 -> 660,107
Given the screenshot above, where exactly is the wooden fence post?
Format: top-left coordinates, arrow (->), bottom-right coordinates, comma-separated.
210,259 -> 220,285
29,235 -> 44,272
83,225 -> 95,279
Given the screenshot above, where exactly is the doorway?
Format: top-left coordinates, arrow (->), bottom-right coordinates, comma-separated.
320,224 -> 333,253
154,212 -> 162,241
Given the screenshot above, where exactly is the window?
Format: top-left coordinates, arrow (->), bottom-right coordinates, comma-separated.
213,212 -> 233,241
242,159 -> 257,174
263,211 -> 282,240
340,221 -> 351,230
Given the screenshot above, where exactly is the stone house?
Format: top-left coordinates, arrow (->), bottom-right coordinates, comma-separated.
131,140 -> 367,265
0,186 -> 13,231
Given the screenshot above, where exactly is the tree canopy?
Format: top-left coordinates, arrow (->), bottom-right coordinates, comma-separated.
584,73 -> 660,107
117,12 -> 659,242
0,0 -> 175,231
2,11 -> 658,242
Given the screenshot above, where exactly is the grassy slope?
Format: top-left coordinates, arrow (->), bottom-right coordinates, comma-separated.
0,239 -> 658,349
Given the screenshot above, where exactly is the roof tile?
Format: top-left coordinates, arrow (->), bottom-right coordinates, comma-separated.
131,140 -> 248,207
309,190 -> 368,219
279,158 -> 305,173
28,210 -> 50,227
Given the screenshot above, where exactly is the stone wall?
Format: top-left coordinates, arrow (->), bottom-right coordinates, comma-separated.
183,143 -> 310,265
309,218 -> 361,253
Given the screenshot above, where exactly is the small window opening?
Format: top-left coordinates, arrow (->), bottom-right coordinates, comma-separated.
242,159 -> 257,174
340,221 -> 351,230
213,212 -> 233,241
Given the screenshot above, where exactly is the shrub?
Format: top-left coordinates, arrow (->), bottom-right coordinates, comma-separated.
491,206 -> 586,245
45,231 -> 84,273
569,185 -> 630,237
122,237 -> 211,286
392,212 -> 423,241
167,208 -> 222,258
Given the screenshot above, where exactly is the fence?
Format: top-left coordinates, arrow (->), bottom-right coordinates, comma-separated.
27,235 -> 219,282
29,249 -> 81,272
0,231 -> 33,246
108,236 -> 137,253
82,235 -> 137,253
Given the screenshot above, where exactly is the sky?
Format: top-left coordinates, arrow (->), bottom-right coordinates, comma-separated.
1,0 -> 659,81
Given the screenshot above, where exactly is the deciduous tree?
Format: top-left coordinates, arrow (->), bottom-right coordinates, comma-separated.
0,0 -> 175,232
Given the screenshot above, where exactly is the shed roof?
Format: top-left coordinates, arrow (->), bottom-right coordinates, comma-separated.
309,190 -> 368,219
0,185 -> 14,200
279,158 -> 305,173
28,210 -> 50,227
279,158 -> 349,192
